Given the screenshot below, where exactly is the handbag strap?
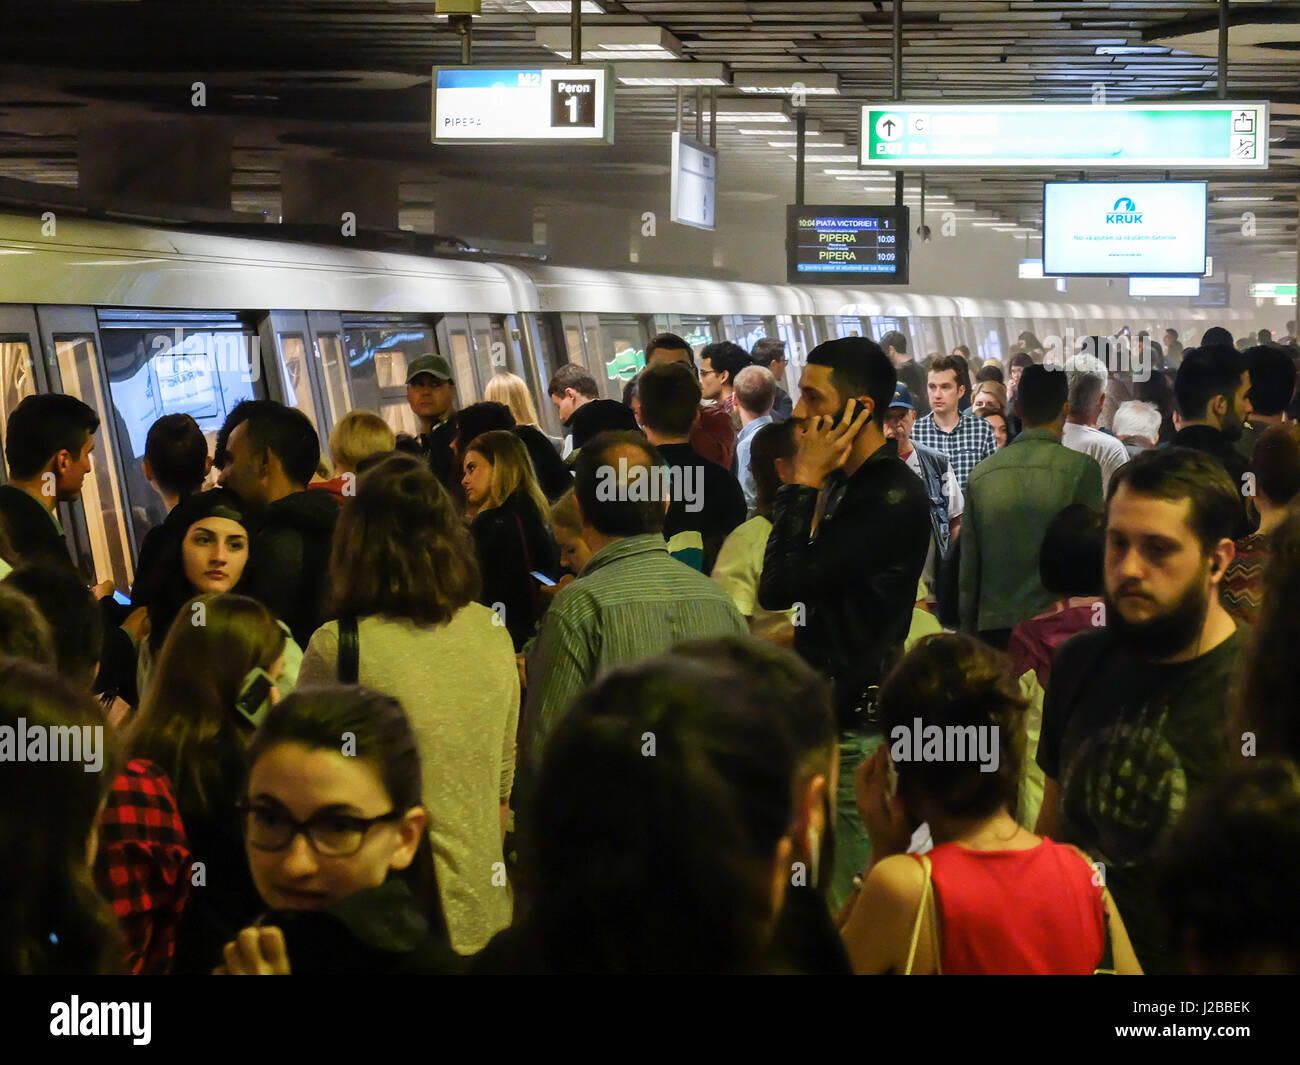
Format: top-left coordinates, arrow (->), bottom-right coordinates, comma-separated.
903,853 -> 936,975
337,615 -> 359,685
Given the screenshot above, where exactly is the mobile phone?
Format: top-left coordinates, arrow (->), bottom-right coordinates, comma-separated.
112,590 -> 131,606
530,571 -> 557,587
885,755 -> 899,799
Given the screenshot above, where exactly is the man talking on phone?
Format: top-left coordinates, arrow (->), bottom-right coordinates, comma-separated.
759,336 -> 930,909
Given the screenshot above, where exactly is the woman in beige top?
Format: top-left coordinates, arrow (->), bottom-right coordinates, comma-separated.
298,453 -> 519,955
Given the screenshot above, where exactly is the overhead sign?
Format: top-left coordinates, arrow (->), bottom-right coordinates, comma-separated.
862,103 -> 1269,169
1018,259 -> 1044,279
1249,283 -> 1298,298
670,133 -> 717,230
787,205 -> 910,285
433,66 -> 614,144
1043,182 -> 1207,277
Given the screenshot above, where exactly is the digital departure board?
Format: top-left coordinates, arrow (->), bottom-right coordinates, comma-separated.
432,66 -> 614,144
787,205 -> 910,285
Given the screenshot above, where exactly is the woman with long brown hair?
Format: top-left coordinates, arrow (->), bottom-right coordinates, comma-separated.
461,428 -> 560,652
297,452 -> 520,955
126,592 -> 289,972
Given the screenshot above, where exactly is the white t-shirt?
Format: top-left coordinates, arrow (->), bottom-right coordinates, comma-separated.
1061,422 -> 1129,497
902,446 -> 964,601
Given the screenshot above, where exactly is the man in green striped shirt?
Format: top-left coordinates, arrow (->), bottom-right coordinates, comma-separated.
523,431 -> 747,767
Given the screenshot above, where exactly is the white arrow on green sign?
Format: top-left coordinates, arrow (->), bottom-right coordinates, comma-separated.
1249,283 -> 1297,298
862,103 -> 1270,169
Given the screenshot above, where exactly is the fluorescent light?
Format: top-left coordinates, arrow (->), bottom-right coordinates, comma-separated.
537,25 -> 681,61
616,62 -> 728,87
787,154 -> 858,163
1095,45 -> 1170,55
733,71 -> 840,96
712,98 -> 792,123
770,134 -> 846,148
1213,196 -> 1274,202
527,1 -> 603,11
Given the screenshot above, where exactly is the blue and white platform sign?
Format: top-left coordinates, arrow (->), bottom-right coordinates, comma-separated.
433,66 -> 614,144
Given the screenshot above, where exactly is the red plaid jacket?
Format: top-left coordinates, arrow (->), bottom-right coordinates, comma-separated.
94,759 -> 193,975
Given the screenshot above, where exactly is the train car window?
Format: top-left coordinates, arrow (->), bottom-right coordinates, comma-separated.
444,327 -> 478,405
101,327 -> 258,554
0,337 -> 37,449
314,333 -> 350,428
470,317 -> 497,393
835,316 -> 863,339
341,321 -> 437,438
722,315 -> 767,354
52,334 -> 134,589
275,334 -> 318,431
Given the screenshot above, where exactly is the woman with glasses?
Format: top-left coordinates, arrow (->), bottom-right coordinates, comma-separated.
215,687 -> 462,974
298,453 -> 519,955
125,593 -> 290,973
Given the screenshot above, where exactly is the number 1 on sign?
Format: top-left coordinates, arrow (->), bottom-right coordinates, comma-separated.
565,96 -> 579,123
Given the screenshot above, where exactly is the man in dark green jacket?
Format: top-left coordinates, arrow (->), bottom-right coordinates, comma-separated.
960,365 -> 1103,648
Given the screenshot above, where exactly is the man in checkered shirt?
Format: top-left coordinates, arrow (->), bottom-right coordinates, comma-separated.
911,354 -> 997,492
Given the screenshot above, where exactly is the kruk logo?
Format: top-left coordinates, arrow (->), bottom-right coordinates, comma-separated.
1106,197 -> 1142,224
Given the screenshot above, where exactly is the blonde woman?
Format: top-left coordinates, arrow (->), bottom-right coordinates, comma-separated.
461,429 -> 559,651
311,410 -> 397,503
484,371 -> 543,429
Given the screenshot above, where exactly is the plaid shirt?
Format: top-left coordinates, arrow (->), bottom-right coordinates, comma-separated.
94,759 -> 193,975
911,409 -> 997,492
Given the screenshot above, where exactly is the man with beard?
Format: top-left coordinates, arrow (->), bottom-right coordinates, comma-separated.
1034,448 -> 1243,974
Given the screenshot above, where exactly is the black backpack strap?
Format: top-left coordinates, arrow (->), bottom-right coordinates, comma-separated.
338,615 -> 359,684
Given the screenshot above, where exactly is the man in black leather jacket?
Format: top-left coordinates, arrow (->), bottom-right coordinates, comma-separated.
758,336 -> 930,908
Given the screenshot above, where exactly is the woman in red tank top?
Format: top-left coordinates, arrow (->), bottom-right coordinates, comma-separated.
837,633 -> 1142,975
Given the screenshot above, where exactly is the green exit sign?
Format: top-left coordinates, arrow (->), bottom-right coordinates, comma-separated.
1249,283 -> 1297,298
862,103 -> 1269,169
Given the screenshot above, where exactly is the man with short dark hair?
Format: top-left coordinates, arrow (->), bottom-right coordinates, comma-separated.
1235,344 -> 1296,459
522,429 -> 746,764
912,354 -> 996,492
1036,447 -> 1244,974
546,364 -> 600,459
699,341 -> 750,429
637,362 -> 746,573
4,564 -> 102,690
132,412 -> 211,604
1163,328 -> 1184,369
750,337 -> 793,422
217,399 -> 339,645
0,393 -> 99,574
733,365 -> 776,516
758,336 -> 930,908
961,365 -> 1103,648
645,333 -> 736,468
880,330 -> 929,417
1172,345 -> 1252,496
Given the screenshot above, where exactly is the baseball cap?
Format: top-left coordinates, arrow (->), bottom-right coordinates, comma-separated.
405,355 -> 453,385
889,384 -> 915,411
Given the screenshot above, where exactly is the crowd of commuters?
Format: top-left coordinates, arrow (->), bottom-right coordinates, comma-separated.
2,319 -> 1299,976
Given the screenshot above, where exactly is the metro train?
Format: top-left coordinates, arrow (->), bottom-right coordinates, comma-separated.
0,210 -> 1252,592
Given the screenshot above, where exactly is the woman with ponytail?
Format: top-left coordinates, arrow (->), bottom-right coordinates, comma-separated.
297,453 -> 519,955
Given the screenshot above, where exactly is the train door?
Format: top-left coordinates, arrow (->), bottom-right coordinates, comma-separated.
720,315 -> 770,353
33,307 -> 136,589
0,306 -> 40,480
261,311 -> 332,436
97,310 -> 263,557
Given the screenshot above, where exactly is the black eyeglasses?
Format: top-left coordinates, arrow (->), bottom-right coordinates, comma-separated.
238,800 -> 402,857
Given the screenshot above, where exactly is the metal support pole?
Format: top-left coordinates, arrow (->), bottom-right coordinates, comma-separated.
893,1 -> 904,208
452,15 -> 473,65
709,88 -> 717,149
1217,0 -> 1229,99
695,87 -> 703,142
676,86 -> 683,134
796,110 -> 807,207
